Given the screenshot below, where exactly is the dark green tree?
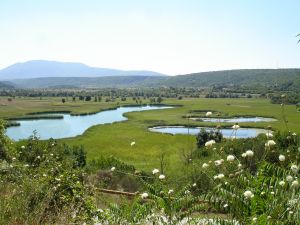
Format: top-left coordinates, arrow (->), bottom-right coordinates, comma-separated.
157,96 -> 163,103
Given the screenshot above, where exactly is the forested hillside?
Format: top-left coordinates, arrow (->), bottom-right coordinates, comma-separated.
7,69 -> 300,91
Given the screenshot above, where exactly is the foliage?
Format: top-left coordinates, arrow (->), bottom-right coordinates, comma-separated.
196,128 -> 223,148
0,123 -> 97,224
1,95 -> 300,223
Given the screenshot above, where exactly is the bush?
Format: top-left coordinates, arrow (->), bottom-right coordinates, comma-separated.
196,128 -> 223,148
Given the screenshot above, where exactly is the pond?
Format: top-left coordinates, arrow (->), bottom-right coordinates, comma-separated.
6,105 -> 172,141
190,117 -> 277,123
149,126 -> 269,138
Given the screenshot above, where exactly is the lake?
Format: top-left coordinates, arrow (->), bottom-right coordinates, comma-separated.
6,105 -> 172,141
149,126 -> 269,138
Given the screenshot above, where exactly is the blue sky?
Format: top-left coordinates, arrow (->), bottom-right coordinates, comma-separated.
0,0 -> 299,75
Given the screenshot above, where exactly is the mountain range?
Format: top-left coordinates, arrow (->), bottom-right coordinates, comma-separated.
0,60 -> 166,79
0,60 -> 299,91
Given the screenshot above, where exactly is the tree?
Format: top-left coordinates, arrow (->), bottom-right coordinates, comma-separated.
61,98 -> 66,104
157,96 -> 163,103
85,96 -> 91,101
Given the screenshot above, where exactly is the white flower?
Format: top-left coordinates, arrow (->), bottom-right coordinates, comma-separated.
141,192 -> 148,199
37,156 -> 41,159
12,157 -> 16,161
291,165 -> 299,174
159,174 -> 165,180
206,111 -> 212,117
238,163 -> 242,169
111,167 -> 116,171
184,190 -> 190,195
292,132 -> 296,136
43,173 -> 47,177
243,190 -> 254,199
217,173 -> 225,179
278,154 -> 285,162
286,175 -> 293,182
246,150 -> 254,157
97,208 -> 104,213
227,155 -> 235,162
266,133 -> 273,138
202,163 -> 209,169
265,140 -> 276,147
270,191 -> 275,195
253,217 -> 257,222
130,141 -> 135,146
192,183 -> 197,187
241,153 -> 247,158
205,140 -> 216,147
291,180 -> 299,188
214,160 -> 223,166
24,164 -> 29,167
168,189 -> 174,195
152,169 -> 159,175
279,181 -> 285,186
232,124 -> 240,130
21,146 -> 25,149
224,204 -> 228,208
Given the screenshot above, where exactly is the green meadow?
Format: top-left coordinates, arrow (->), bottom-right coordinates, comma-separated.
2,97 -> 299,178
64,98 -> 299,177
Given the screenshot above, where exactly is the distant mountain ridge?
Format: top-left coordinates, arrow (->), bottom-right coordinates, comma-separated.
0,60 -> 166,79
0,81 -> 14,89
7,68 -> 300,91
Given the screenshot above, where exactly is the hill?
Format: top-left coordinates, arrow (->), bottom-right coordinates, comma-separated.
0,60 -> 166,79
9,76 -> 166,88
7,69 -> 300,90
160,69 -> 300,90
0,81 -> 14,89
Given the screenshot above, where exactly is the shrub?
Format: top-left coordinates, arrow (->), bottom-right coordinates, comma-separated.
196,128 -> 223,148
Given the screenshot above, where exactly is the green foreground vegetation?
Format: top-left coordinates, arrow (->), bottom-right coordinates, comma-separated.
1,96 -> 299,224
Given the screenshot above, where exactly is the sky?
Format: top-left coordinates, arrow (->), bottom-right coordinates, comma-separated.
0,0 -> 299,75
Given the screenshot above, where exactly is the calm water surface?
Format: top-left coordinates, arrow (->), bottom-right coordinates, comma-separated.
6,105 -> 172,140
149,126 -> 269,138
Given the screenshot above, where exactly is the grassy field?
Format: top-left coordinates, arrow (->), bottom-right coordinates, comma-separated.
0,96 -> 138,118
1,96 -> 299,180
